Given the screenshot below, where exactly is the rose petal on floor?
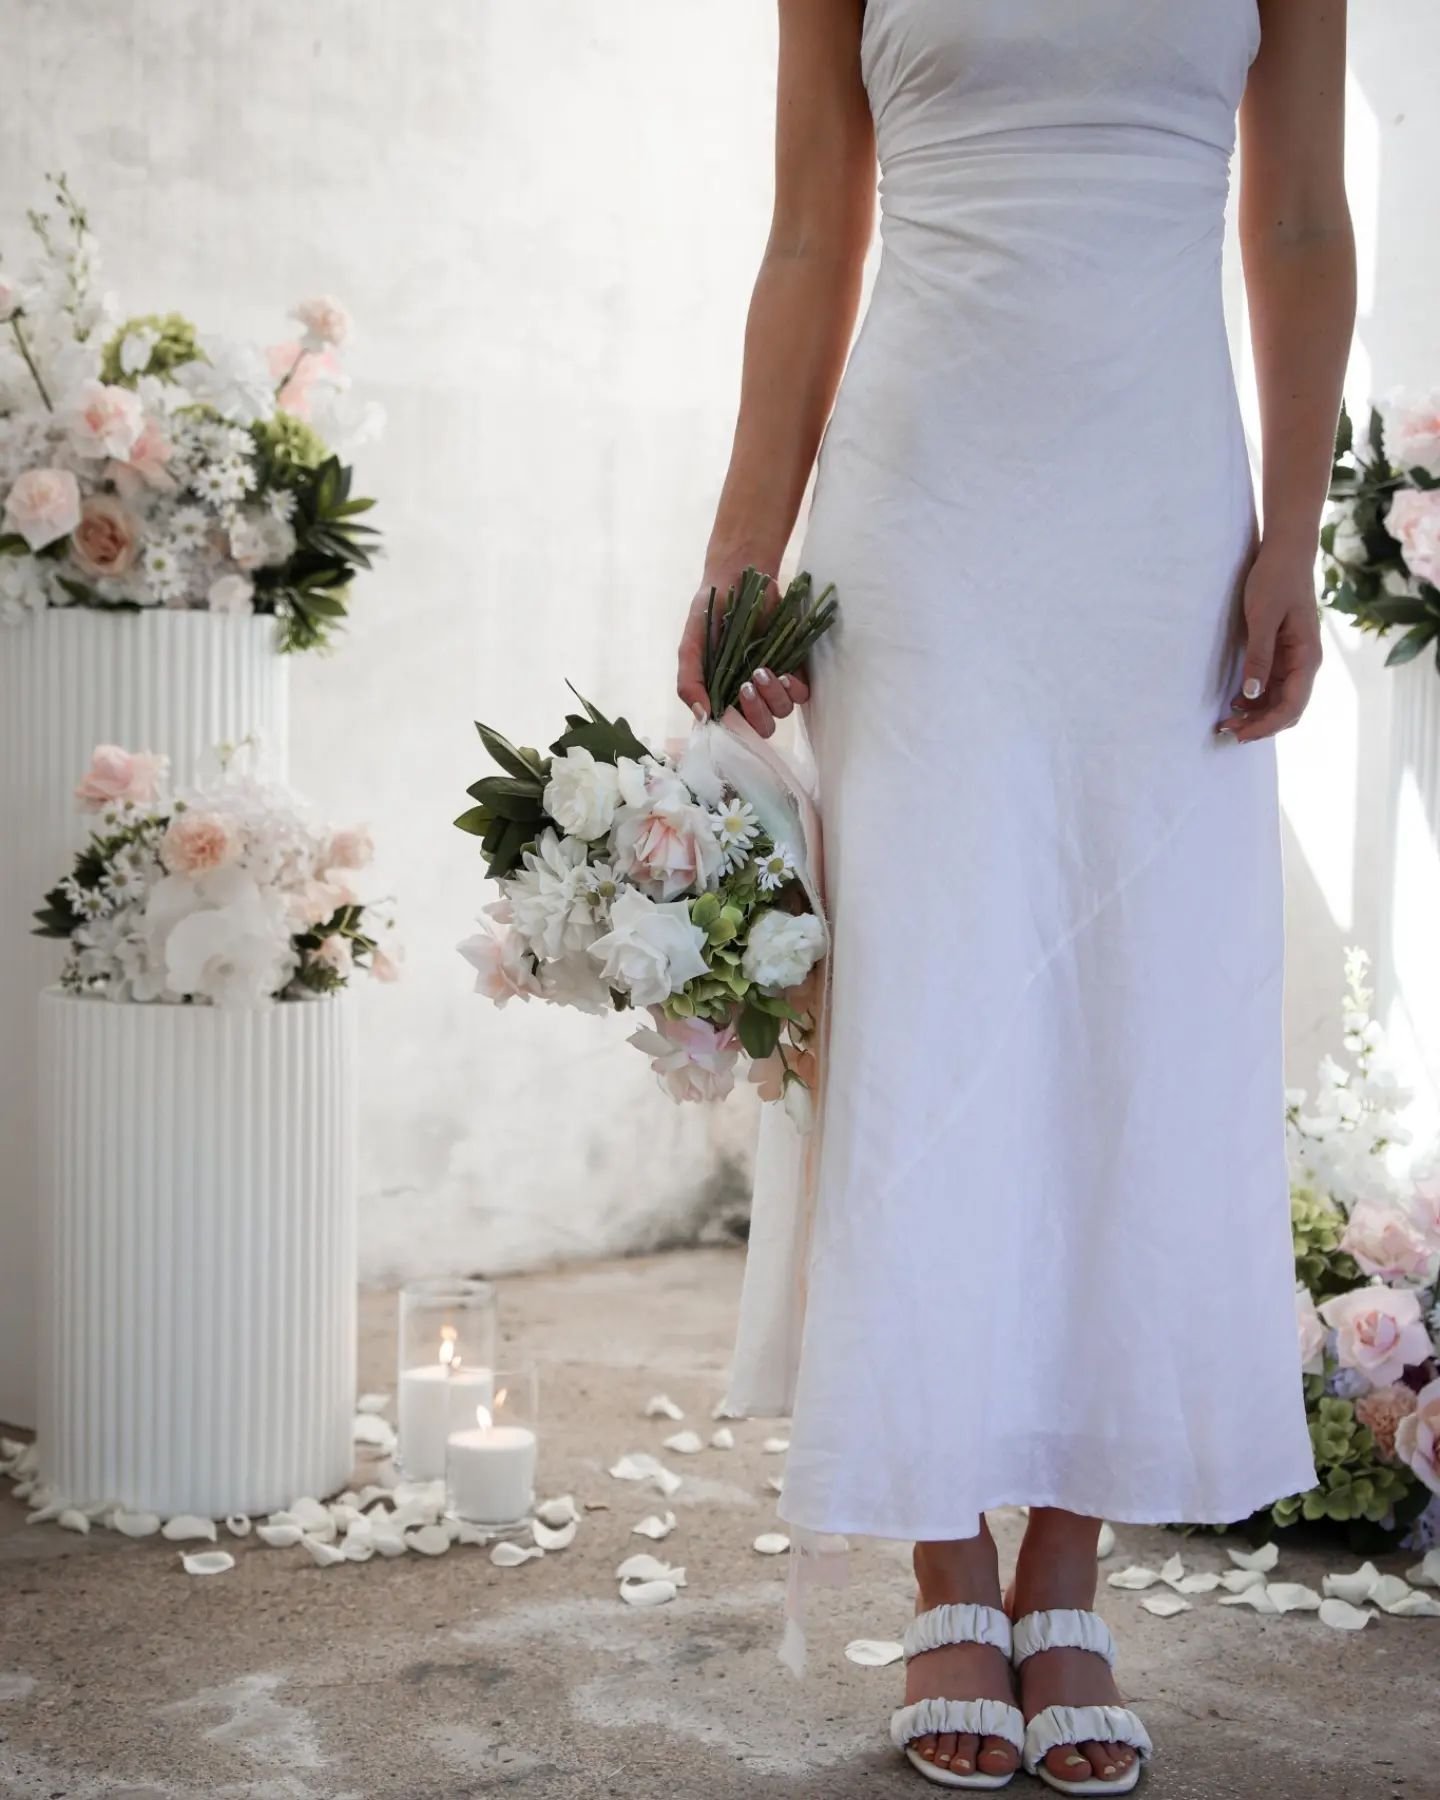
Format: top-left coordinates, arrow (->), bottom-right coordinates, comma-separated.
845,1639 -> 905,1667
1140,1593 -> 1191,1618
405,1524 -> 451,1557
615,1552 -> 686,1586
1406,1549 -> 1440,1589
620,1577 -> 678,1608
1219,1587 -> 1280,1613
1158,1553 -> 1184,1584
631,1512 -> 677,1540
1174,1572 -> 1221,1594
1096,1523 -> 1115,1560
491,1540 -> 544,1567
1107,1566 -> 1162,1590
161,1515 -> 217,1543
1319,1597 -> 1371,1631
710,1427 -> 735,1450
356,1392 -> 390,1414
57,1509 -> 90,1534
301,1537 -> 347,1567
1322,1563 -> 1380,1605
1265,1583 -> 1322,1614
761,1438 -> 790,1454
532,1517 -> 578,1551
1381,1589 -> 1440,1617
257,1523 -> 303,1548
1226,1543 -> 1280,1573
1219,1569 -> 1266,1593
1368,1574 -> 1412,1611
181,1550 -> 235,1576
225,1514 -> 252,1537
662,1430 -> 703,1455
643,1395 -> 685,1421
753,1533 -> 790,1555
535,1494 -> 580,1528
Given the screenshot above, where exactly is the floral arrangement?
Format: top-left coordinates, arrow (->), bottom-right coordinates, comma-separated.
456,571 -> 837,1123
35,743 -> 399,1007
1322,395 -> 1440,673
1259,949 -> 1440,1551
0,177 -> 381,651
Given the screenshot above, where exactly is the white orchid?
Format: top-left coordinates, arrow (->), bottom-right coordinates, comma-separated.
159,867 -> 297,1008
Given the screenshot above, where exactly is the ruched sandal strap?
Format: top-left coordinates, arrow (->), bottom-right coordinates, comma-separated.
1012,1608 -> 1117,1669
904,1602 -> 1014,1662
1022,1703 -> 1152,1774
891,1696 -> 1027,1755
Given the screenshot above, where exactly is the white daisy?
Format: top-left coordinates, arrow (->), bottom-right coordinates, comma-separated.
266,487 -> 297,523
167,504 -> 211,551
140,543 -> 188,604
711,797 -> 759,868
753,845 -> 796,893
579,859 -> 624,911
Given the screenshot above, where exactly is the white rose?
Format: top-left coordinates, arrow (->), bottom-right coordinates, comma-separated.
544,746 -> 622,840
1384,392 -> 1440,480
207,572 -> 255,615
740,908 -> 827,991
587,885 -> 710,1007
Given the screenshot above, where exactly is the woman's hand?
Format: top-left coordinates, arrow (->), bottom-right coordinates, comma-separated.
676,568 -> 811,739
1217,543 -> 1323,742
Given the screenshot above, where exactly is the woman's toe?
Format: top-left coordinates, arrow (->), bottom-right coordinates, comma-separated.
977,1735 -> 1019,1773
913,1733 -> 938,1762
950,1731 -> 979,1772
934,1731 -> 958,1766
1080,1739 -> 1123,1780
1046,1746 -> 1094,1782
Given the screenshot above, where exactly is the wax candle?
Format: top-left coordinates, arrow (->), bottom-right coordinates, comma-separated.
397,1334 -> 495,1481
447,1404 -> 538,1526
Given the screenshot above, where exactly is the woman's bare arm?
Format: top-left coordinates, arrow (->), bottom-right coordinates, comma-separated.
677,0 -> 874,732
1222,0 -> 1355,742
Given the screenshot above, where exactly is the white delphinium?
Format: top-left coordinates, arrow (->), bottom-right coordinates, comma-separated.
266,487 -> 297,524
174,335 -> 275,423
711,796 -> 759,870
753,844 -> 796,894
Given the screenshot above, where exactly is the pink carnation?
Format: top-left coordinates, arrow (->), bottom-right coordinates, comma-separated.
68,379 -> 145,462
325,826 -> 374,871
112,416 -> 176,495
1318,1285 -> 1433,1389
74,745 -> 167,812
1386,393 -> 1440,479
1395,1378 -> 1440,1496
1340,1200 -> 1433,1281
161,810 -> 239,878
4,466 -> 81,551
1387,488 -> 1440,589
291,296 -> 351,351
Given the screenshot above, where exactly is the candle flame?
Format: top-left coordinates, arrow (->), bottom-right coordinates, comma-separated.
475,1403 -> 493,1431
494,1386 -> 508,1410
439,1326 -> 458,1368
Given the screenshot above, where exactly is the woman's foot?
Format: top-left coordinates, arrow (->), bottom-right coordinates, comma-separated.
905,1523 -> 1022,1781
1009,1510 -> 1139,1787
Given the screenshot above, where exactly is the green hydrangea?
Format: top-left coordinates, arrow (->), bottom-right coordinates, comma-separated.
1270,1396 -> 1415,1528
100,312 -> 202,385
252,411 -> 328,476
1291,1180 -> 1362,1299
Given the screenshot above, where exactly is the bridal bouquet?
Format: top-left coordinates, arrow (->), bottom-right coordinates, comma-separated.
1269,949 -> 1440,1551
456,569 -> 836,1121
0,177 -> 381,650
36,743 -> 399,1007
1323,395 -> 1440,674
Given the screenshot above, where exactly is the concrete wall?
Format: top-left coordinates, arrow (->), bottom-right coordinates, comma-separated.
2,0 -> 1435,1281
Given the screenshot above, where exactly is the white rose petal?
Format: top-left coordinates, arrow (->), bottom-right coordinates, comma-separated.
845,1639 -> 906,1667
1381,1590 -> 1440,1618
490,1539 -> 545,1567
1219,1588 -> 1280,1613
1226,1543 -> 1280,1573
535,1494 -> 581,1528
1158,1553 -> 1185,1585
764,1475 -> 784,1494
1322,1563 -> 1380,1606
225,1514 -> 252,1537
532,1518 -> 578,1552
753,1533 -> 790,1555
1096,1523 -> 1115,1560
1173,1573 -> 1221,1595
1318,1598 -> 1371,1631
620,1577 -> 678,1608
1367,1575 -> 1414,1612
631,1512 -> 677,1541
57,1509 -> 91,1534
405,1524 -> 452,1557
761,1438 -> 790,1455
710,1427 -> 735,1450
662,1430 -> 704,1455
616,1553 -> 687,1586
1140,1593 -> 1191,1618
1107,1566 -> 1162,1591
643,1395 -> 685,1421
161,1515 -> 218,1543
181,1551 -> 235,1576
608,1452 -> 683,1497
356,1393 -> 390,1415
257,1523 -> 303,1548
1219,1569 -> 1267,1593
301,1537 -> 347,1567
1265,1584 -> 1323,1614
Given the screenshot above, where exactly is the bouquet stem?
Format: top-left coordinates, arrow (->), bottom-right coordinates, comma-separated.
702,567 -> 838,718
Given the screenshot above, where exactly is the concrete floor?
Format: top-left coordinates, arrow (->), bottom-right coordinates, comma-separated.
0,1246 -> 1434,1800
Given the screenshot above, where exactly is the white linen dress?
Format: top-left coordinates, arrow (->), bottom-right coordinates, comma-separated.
724,0 -> 1317,1556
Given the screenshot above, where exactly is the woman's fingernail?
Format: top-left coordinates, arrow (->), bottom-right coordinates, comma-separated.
741,681 -> 756,702
754,667 -> 773,684
692,702 -> 706,722
1243,677 -> 1264,700
779,674 -> 793,689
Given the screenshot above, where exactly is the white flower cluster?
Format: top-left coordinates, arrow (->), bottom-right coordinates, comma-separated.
51,744 -> 398,1008
0,184 -> 381,627
460,739 -> 827,1111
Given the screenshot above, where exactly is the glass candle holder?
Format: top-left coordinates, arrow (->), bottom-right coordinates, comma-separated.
396,1277 -> 498,1480
446,1364 -> 540,1535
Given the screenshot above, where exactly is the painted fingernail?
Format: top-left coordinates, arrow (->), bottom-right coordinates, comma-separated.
754,667 -> 773,684
1243,677 -> 1264,700
1216,724 -> 1235,740
741,681 -> 756,702
692,702 -> 706,722
779,674 -> 793,689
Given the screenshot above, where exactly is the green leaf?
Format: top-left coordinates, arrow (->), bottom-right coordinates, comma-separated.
468,774 -> 546,823
476,720 -> 549,782
549,701 -> 650,766
1367,405 -> 1386,461
737,1002 -> 782,1061
1334,403 -> 1353,460
454,804 -> 492,836
1365,597 -> 1434,628
1410,465 -> 1440,491
0,532 -> 29,555
1384,623 -> 1436,667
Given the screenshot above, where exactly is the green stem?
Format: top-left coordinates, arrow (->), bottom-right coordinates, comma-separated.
10,316 -> 53,411
275,344 -> 309,399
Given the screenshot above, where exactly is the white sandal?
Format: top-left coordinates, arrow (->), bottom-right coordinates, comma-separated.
1013,1609 -> 1152,1795
889,1602 -> 1025,1789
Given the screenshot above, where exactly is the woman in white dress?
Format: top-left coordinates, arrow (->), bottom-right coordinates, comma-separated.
678,1 -> 1353,1792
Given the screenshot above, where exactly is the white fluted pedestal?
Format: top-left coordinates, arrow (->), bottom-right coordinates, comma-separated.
0,610 -> 288,1426
37,992 -> 356,1519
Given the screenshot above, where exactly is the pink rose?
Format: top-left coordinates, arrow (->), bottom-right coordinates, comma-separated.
309,933 -> 353,976
1395,1378 -> 1440,1496
291,296 -> 351,351
1340,1200 -> 1434,1281
293,875 -> 354,928
1295,1287 -> 1326,1375
1387,488 -> 1440,589
70,495 -> 141,579
325,826 -> 374,871
4,466 -> 81,550
1386,394 -> 1440,479
1318,1285 -> 1433,1389
266,340 -> 340,417
160,810 -> 239,877
67,379 -> 144,462
609,768 -> 725,900
111,416 -> 176,495
74,744 -> 167,812
458,923 -> 540,1007
628,1008 -> 739,1103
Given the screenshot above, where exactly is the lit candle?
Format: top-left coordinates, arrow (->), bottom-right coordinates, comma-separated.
398,1328 -> 495,1480
447,1397 -> 537,1526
